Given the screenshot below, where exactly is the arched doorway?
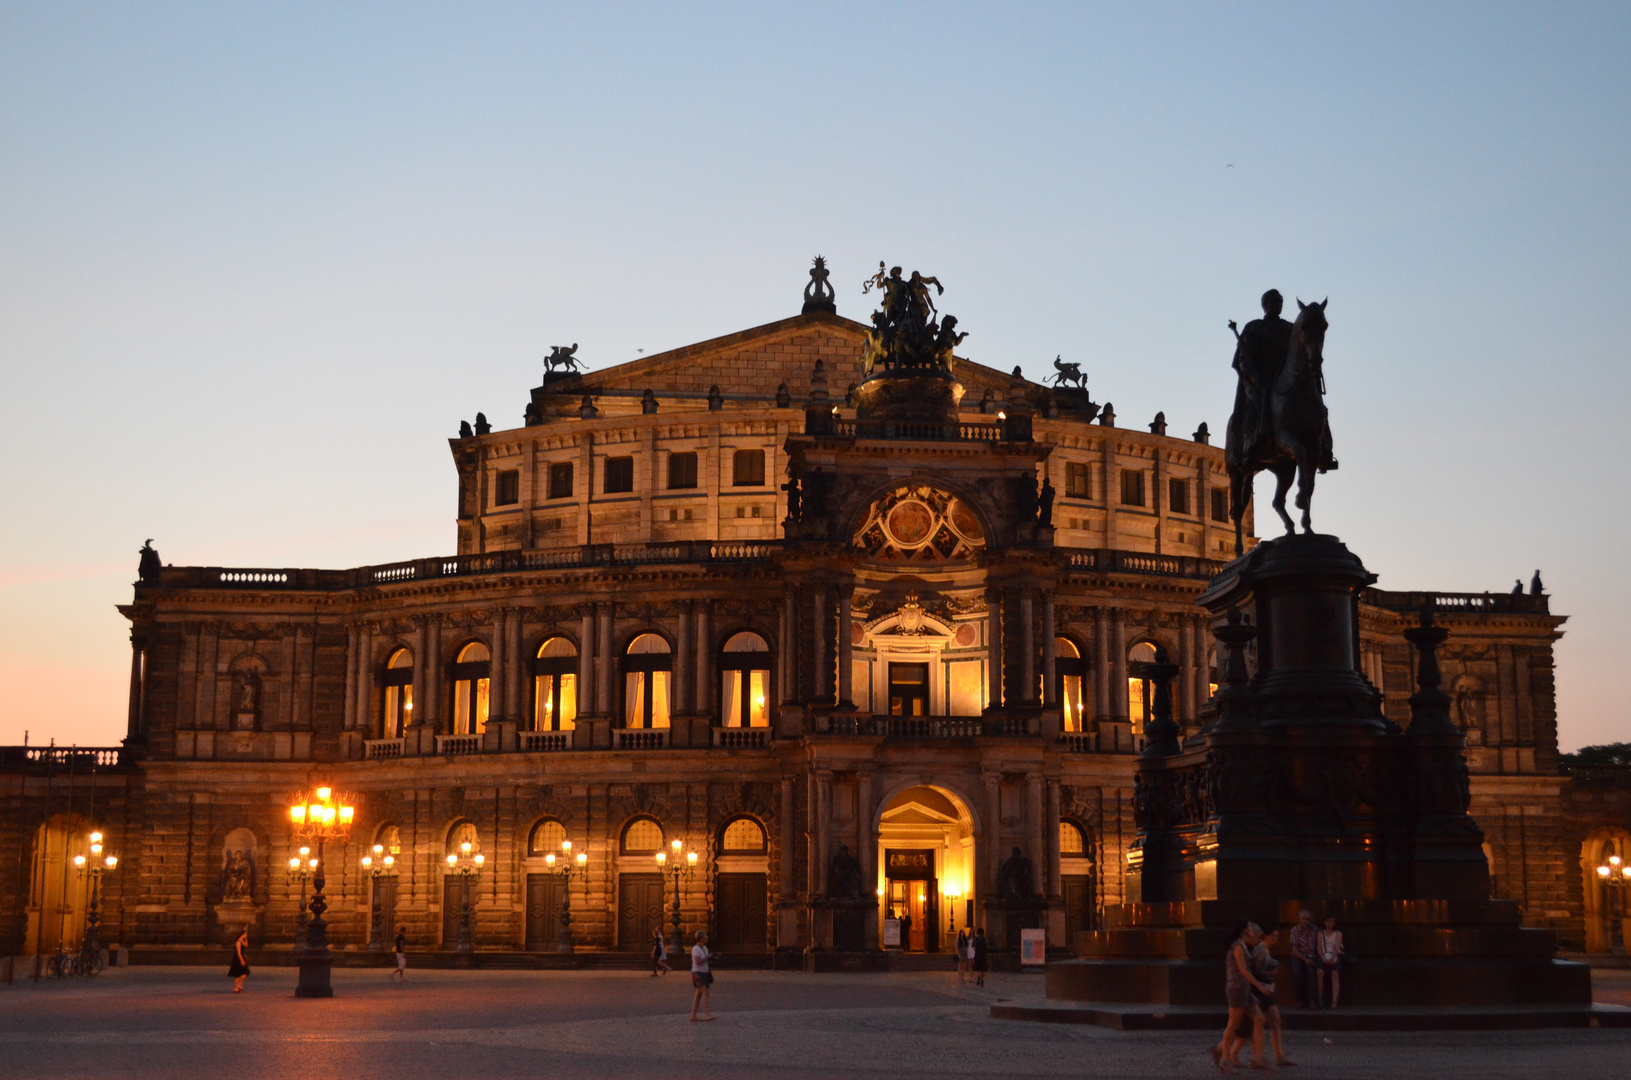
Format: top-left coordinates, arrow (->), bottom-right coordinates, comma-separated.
1583,827 -> 1631,954
875,785 -> 975,953
26,815 -> 94,957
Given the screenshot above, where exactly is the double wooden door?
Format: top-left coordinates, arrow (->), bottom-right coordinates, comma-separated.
442,877 -> 469,948
713,873 -> 767,954
1062,874 -> 1096,941
370,876 -> 398,948
618,873 -> 665,951
525,874 -> 563,951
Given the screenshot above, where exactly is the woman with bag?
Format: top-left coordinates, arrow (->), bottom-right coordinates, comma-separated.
228,928 -> 251,994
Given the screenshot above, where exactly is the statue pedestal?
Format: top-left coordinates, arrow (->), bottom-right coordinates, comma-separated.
212,901 -> 259,942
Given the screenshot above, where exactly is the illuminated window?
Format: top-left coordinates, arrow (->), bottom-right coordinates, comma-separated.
1056,637 -> 1087,733
888,662 -> 930,717
622,634 -> 671,729
1127,641 -> 1158,734
451,642 -> 491,736
667,452 -> 698,489
533,636 -> 578,732
382,648 -> 414,738
528,819 -> 567,856
1060,821 -> 1086,855
1065,462 -> 1091,499
622,817 -> 664,853
720,632 -> 771,728
721,818 -> 766,853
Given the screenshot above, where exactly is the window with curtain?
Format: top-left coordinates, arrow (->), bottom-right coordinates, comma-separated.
1056,637 -> 1087,733
382,647 -> 413,738
720,631 -> 771,728
622,633 -> 672,729
451,642 -> 490,735
533,636 -> 578,731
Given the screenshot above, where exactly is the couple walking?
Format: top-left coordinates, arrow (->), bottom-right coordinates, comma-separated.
1211,920 -> 1295,1071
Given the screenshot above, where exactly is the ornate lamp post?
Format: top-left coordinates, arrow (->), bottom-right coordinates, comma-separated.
286,846 -> 317,937
446,841 -> 484,953
944,885 -> 961,935
1595,853 -> 1631,954
655,838 -> 698,945
288,786 -> 355,998
72,831 -> 118,972
543,839 -> 588,953
360,845 -> 398,950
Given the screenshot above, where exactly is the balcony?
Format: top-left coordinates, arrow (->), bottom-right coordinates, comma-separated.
0,746 -> 127,770
520,730 -> 573,752
712,727 -> 772,749
614,729 -> 669,750
435,734 -> 481,756
364,738 -> 405,760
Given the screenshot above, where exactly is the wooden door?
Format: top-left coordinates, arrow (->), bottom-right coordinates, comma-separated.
370,876 -> 398,948
1063,874 -> 1095,943
714,873 -> 767,954
442,876 -> 468,948
618,873 -> 665,951
526,874 -> 562,951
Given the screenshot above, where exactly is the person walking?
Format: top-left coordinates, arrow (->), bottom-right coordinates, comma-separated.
1251,928 -> 1295,1067
1288,910 -> 1318,1009
955,927 -> 971,984
392,928 -> 407,984
651,926 -> 671,976
1211,920 -> 1270,1071
228,928 -> 251,994
1316,916 -> 1344,1010
689,931 -> 714,1021
970,927 -> 989,988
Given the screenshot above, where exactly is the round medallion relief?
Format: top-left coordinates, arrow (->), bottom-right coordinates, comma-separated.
947,499 -> 984,541
954,623 -> 978,647
885,500 -> 935,545
851,621 -> 867,647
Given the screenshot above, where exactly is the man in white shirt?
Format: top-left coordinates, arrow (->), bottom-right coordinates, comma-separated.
689,930 -> 714,1021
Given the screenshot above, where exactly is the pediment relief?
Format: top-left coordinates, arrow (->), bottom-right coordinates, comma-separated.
853,484 -> 986,563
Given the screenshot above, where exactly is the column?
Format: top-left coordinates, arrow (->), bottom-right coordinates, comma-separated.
805,771 -> 819,900
426,616 -> 443,730
856,771 -> 874,883
1093,607 -> 1110,723
411,618 -> 428,729
985,587 -> 1003,710
1111,608 -> 1128,721
1020,588 -> 1036,706
488,612 -> 507,724
780,777 -> 796,897
597,605 -> 615,717
1176,617 -> 1193,727
779,588 -> 795,703
1027,774 -> 1045,897
1047,779 -> 1063,898
675,600 -> 692,714
837,583 -> 854,706
356,626 -> 373,734
507,610 -> 524,723
983,773 -> 1001,898
816,770 -> 833,896
1042,591 -> 1057,708
579,607 -> 596,717
813,585 -> 830,705
343,625 -> 359,731
695,602 -> 712,717
1194,615 -> 1211,715
125,632 -> 146,743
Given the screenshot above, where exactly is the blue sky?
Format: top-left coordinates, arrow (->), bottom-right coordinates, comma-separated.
2,3 -> 1627,749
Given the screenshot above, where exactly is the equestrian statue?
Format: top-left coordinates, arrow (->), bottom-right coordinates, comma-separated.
1224,289 -> 1337,555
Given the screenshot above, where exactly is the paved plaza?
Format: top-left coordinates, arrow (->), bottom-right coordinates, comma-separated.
1,966 -> 1628,1079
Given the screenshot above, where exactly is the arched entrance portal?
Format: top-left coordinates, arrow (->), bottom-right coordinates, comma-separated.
26,814 -> 93,957
876,785 -> 975,953
1583,827 -> 1631,954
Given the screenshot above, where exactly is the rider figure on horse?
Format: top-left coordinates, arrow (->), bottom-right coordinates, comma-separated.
1229,290 -> 1295,461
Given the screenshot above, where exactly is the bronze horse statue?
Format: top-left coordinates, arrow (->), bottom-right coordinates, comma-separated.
1225,298 -> 1335,554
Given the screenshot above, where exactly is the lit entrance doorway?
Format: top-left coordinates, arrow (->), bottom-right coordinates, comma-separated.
26,814 -> 93,958
876,785 -> 975,953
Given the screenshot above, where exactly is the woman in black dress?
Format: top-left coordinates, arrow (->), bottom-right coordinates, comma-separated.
970,927 -> 990,987
229,928 -> 251,993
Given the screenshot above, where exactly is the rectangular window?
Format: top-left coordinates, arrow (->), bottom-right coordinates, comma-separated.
732,448 -> 765,487
1210,487 -> 1230,523
1120,469 -> 1145,507
1168,478 -> 1189,516
495,469 -> 520,506
604,456 -> 634,494
888,662 -> 930,717
1065,462 -> 1090,499
548,462 -> 574,500
667,451 -> 697,490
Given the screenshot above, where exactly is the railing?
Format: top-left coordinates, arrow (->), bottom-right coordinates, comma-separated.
520,730 -> 573,752
831,419 -> 1008,442
364,738 -> 405,760
1363,588 -> 1550,616
713,727 -> 772,749
0,746 -> 125,769
818,715 -> 985,738
1059,733 -> 1097,753
1066,549 -> 1226,580
614,729 -> 669,750
435,734 -> 481,755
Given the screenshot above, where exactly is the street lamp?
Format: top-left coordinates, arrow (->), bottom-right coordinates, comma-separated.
72,831 -> 118,974
446,841 -> 484,953
944,885 -> 961,935
288,786 -> 355,998
286,846 -> 317,937
360,845 -> 398,951
655,838 -> 699,946
544,839 -> 589,953
1595,853 -> 1631,954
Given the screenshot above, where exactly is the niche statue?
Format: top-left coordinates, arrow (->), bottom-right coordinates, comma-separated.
829,844 -> 863,901
997,845 -> 1035,901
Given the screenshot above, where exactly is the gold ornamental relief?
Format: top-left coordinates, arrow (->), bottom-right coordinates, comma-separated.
853,485 -> 986,562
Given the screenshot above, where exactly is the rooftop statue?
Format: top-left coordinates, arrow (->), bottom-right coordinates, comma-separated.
1048,355 -> 1086,390
543,343 -> 583,378
801,255 -> 837,314
1224,291 -> 1337,554
859,262 -> 961,377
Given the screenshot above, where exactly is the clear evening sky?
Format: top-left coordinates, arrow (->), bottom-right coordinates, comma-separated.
2,4 -> 1627,750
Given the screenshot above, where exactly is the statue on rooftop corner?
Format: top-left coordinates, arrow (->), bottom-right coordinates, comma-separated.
138,539 -> 163,582
858,261 -> 960,376
1048,355 -> 1086,390
801,255 -> 837,314
1224,291 -> 1337,554
543,343 -> 583,378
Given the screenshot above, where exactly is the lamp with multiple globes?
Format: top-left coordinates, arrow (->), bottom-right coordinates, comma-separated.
944,885 -> 962,934
655,838 -> 699,945
287,786 -> 355,998
446,841 -> 484,953
542,838 -> 589,953
1595,853 -> 1631,954
286,846 -> 317,935
71,830 -> 118,973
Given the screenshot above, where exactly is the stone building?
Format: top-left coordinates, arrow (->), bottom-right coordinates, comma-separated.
3,267 -> 1625,963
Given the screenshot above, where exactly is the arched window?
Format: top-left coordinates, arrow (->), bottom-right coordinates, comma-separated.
622,634 -> 672,729
1055,637 -> 1087,733
1060,821 -> 1087,856
446,820 -> 480,857
621,817 -> 664,854
382,648 -> 413,738
1127,640 -> 1158,735
533,637 -> 578,732
720,632 -> 771,728
1207,646 -> 1219,702
528,819 -> 567,856
721,817 -> 767,854
450,642 -> 491,736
